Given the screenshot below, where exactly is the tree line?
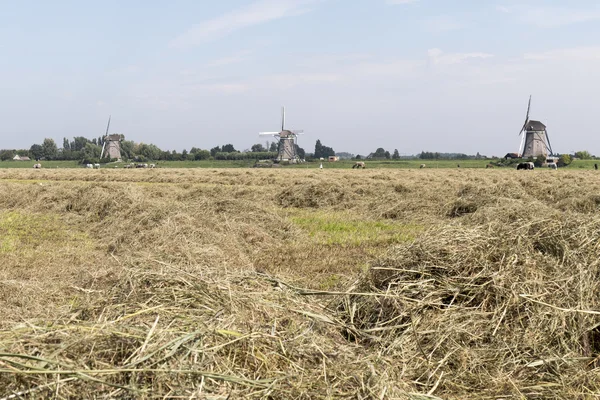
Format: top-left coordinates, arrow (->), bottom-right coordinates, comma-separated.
0,136 -> 337,163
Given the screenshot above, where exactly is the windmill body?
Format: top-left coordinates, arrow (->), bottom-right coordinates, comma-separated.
103,134 -> 123,160
521,120 -> 550,159
259,107 -> 304,163
518,96 -> 553,159
100,116 -> 123,160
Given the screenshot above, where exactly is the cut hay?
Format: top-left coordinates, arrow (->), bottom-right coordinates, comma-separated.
2,168 -> 600,398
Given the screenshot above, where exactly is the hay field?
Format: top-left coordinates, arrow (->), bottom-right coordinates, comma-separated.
1,168 -> 600,399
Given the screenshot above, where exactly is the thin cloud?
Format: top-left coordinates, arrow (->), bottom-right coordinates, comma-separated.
428,48 -> 493,65
498,5 -> 600,28
524,47 -> 600,61
422,15 -> 463,33
386,0 -> 420,4
170,0 -> 318,49
206,50 -> 253,68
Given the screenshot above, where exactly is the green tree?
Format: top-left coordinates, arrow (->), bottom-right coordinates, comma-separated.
194,150 -> 210,160
221,144 -> 236,153
30,144 -> 44,160
82,142 -> 102,160
557,154 -> 572,167
534,156 -> 546,168
120,140 -> 135,160
372,148 -> 387,159
0,150 -> 15,161
269,142 -> 277,152
136,143 -> 162,160
42,138 -> 58,160
251,143 -> 266,152
71,136 -> 89,152
62,138 -> 70,151
575,150 -> 592,160
210,146 -> 221,157
314,140 -> 335,158
392,149 -> 400,159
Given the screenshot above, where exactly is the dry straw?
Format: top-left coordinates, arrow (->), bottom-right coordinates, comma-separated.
0,168 -> 599,398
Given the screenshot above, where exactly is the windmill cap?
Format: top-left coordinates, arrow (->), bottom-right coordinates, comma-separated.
525,120 -> 546,131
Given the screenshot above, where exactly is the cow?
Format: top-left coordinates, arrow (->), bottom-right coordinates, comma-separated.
548,163 -> 558,170
352,162 -> 366,169
149,164 -> 156,168
85,164 -> 93,169
420,164 -> 426,169
93,163 -> 100,169
486,164 -> 494,169
33,163 -> 41,169
516,162 -> 534,170
595,163 -> 598,171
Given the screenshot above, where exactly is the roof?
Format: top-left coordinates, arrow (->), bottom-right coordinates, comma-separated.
525,120 -> 546,131
20,156 -> 31,161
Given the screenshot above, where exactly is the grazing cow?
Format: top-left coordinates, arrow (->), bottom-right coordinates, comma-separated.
93,163 -> 100,169
457,164 -> 460,168
549,163 -> 558,170
352,162 -> 366,169
595,164 -> 598,171
85,164 -> 93,169
33,163 -> 41,169
149,164 -> 156,168
420,164 -> 426,169
516,162 -> 534,170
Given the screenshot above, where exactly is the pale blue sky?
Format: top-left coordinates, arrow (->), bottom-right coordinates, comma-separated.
1,0 -> 599,156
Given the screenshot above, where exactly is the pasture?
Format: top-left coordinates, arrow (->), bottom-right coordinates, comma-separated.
1,158 -> 598,169
1,168 -> 600,398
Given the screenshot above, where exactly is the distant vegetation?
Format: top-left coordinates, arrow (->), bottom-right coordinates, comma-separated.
1,135 -> 597,167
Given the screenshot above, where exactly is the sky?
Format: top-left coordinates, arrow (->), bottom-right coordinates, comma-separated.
1,0 -> 599,156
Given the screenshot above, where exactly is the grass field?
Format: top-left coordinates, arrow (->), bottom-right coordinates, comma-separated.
2,158 -> 599,169
1,168 -> 600,398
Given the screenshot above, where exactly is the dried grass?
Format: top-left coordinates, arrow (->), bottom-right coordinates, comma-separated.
0,168 -> 600,398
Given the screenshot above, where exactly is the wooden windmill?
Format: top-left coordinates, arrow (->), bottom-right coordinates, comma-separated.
100,116 -> 123,160
259,107 -> 304,163
518,96 -> 553,158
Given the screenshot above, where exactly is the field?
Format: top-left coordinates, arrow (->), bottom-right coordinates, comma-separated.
1,168 -> 600,399
2,158 -> 599,170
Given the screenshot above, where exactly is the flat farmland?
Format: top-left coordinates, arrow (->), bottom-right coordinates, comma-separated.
1,168 -> 600,399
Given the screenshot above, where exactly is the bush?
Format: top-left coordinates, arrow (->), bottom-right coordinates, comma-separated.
558,154 -> 572,167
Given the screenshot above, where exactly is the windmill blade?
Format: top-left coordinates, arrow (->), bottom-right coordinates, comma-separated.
100,141 -> 107,159
518,96 -> 532,135
259,132 -> 280,136
290,130 -> 304,134
545,129 -> 554,156
105,115 -> 111,137
281,106 -> 285,131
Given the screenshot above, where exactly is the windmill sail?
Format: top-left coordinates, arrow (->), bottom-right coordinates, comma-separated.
100,116 -> 111,159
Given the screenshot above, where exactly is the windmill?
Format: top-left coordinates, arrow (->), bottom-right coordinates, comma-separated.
259,107 -> 304,163
518,96 -> 553,159
100,116 -> 123,160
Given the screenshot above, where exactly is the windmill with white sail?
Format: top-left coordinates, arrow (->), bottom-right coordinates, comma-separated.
259,107 -> 304,163
100,116 -> 123,161
517,96 -> 553,159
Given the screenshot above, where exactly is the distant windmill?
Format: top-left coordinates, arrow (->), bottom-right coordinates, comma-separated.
100,116 -> 123,160
259,107 -> 304,163
518,96 -> 553,158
